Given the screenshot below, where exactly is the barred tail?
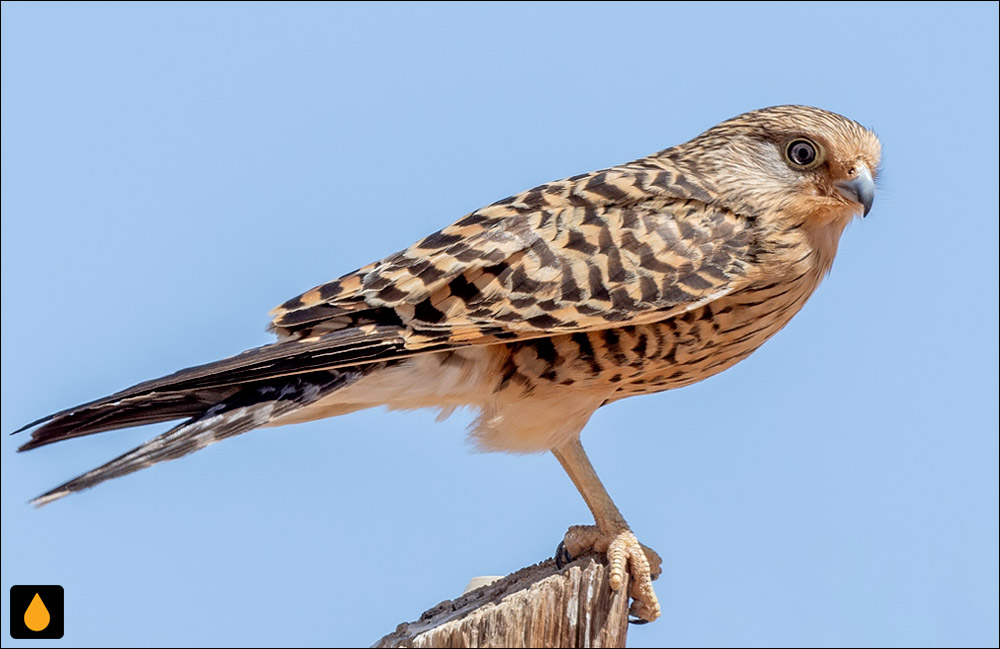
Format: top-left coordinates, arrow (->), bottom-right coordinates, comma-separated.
29,370 -> 364,506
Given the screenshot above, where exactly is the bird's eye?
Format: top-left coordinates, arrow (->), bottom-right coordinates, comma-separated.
785,138 -> 821,168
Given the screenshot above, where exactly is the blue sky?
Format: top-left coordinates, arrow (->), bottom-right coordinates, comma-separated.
2,2 -> 997,647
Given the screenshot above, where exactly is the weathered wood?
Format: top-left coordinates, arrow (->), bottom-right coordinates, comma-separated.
373,553 -> 631,648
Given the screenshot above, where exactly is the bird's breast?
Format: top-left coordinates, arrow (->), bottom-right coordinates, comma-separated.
607,269 -> 822,400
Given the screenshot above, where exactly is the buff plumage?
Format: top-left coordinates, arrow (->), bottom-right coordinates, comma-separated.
16,105 -> 881,621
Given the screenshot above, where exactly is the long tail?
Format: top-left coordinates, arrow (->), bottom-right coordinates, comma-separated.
14,323 -> 452,505
26,369 -> 365,506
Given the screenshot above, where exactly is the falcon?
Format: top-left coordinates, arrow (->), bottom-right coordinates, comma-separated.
15,105 -> 881,622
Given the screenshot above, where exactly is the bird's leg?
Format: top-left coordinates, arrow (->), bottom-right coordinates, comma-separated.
551,437 -> 662,622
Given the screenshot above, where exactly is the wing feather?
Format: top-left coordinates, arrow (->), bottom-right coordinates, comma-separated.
270,164 -> 754,346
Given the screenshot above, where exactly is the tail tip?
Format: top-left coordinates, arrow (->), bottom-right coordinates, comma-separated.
30,489 -> 70,508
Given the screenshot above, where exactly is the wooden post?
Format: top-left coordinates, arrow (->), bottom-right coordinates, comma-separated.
374,553 -> 631,648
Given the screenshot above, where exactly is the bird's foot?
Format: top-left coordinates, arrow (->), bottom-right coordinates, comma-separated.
555,524 -> 662,623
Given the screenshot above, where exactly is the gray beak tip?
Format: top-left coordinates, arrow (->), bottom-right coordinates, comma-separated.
836,164 -> 875,217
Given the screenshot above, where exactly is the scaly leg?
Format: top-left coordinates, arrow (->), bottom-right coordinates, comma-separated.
552,437 -> 662,622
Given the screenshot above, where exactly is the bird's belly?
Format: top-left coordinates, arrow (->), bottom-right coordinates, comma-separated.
608,277 -> 819,400
493,273 -> 821,408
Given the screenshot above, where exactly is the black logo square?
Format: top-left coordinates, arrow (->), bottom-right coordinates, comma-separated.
9,585 -> 64,639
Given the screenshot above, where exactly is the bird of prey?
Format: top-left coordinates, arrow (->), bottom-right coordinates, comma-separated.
16,105 -> 880,622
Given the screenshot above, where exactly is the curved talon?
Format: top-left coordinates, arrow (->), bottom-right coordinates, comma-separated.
554,540 -> 573,570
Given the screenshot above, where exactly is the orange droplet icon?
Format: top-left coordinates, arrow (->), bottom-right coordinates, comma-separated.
24,592 -> 51,632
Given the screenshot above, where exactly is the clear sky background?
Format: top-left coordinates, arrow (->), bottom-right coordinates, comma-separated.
2,2 -> 997,647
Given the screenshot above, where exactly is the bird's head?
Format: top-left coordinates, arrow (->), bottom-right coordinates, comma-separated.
673,105 -> 882,225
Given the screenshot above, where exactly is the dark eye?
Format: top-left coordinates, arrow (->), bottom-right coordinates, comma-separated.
785,139 -> 819,167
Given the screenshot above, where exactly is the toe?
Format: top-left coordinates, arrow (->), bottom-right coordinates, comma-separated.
607,533 -> 637,591
640,542 -> 662,581
558,525 -> 663,623
561,524 -> 601,558
628,556 -> 661,622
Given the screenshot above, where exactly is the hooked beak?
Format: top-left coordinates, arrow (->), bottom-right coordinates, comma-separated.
836,163 -> 875,217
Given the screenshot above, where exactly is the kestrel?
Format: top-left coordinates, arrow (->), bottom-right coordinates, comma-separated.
16,105 -> 880,622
